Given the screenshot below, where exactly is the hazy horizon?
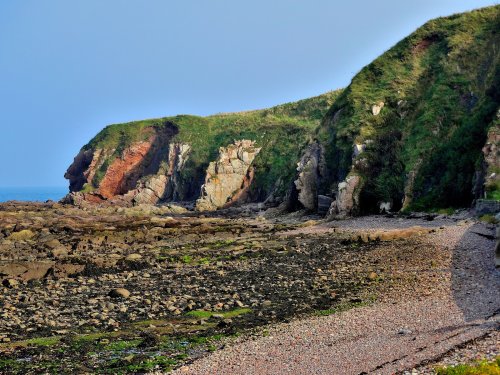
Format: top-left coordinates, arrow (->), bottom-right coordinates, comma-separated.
0,0 -> 497,188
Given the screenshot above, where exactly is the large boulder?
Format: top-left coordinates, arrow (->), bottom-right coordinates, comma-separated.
327,174 -> 363,219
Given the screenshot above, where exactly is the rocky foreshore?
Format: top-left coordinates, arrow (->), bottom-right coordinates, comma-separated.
0,201 -> 498,373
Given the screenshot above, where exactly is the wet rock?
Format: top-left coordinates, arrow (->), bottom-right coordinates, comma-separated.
109,288 -> 131,299
2,279 -> 19,288
125,253 -> 142,261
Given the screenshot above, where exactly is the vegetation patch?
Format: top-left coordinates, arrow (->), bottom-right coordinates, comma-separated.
435,357 -> 500,375
186,308 -> 252,319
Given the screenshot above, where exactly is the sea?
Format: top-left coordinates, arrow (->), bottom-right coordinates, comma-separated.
0,187 -> 68,203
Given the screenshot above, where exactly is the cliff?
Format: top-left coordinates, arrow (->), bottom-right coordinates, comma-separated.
307,5 -> 500,216
64,91 -> 340,208
65,6 -> 500,215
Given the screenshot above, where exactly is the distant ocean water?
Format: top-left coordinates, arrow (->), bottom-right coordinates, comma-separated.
0,187 -> 68,203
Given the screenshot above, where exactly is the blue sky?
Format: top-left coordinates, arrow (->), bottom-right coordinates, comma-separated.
0,0 -> 497,188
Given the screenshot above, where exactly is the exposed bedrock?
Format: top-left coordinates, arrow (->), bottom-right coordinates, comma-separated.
482,120 -> 500,198
63,124 -> 192,207
131,143 -> 191,205
195,140 -> 261,211
327,174 -> 363,219
292,142 -> 325,211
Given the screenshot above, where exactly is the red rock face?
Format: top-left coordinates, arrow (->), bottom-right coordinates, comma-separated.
222,166 -> 255,208
98,140 -> 154,199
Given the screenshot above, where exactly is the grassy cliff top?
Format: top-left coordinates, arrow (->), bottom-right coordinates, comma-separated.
84,90 -> 341,152
317,5 -> 500,210
81,90 -> 342,196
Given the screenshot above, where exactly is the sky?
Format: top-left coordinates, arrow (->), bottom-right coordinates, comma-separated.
0,0 -> 497,188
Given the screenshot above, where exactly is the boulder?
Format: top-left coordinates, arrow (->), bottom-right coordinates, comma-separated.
0,262 -> 54,282
109,288 -> 131,299
371,101 -> 385,116
327,174 -> 362,219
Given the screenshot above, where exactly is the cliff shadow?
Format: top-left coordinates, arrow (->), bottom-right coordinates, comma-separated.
119,122 -> 179,195
450,222 -> 500,322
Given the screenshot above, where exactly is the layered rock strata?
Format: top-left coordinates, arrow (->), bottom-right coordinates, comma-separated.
64,125 -> 191,206
196,140 -> 261,211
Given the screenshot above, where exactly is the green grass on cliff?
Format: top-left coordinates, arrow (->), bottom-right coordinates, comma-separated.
317,5 -> 500,212
76,5 -> 499,210
82,90 -> 341,198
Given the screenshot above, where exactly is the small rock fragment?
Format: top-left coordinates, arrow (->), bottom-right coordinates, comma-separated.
109,288 -> 130,299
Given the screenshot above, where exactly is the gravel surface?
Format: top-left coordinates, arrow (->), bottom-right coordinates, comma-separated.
409,329 -> 499,374
171,221 -> 500,375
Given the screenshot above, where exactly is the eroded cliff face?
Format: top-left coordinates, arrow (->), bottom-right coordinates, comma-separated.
327,174 -> 362,219
311,5 -> 500,217
63,124 -> 192,206
131,143 -> 191,205
292,142 -> 325,211
195,140 -> 261,211
482,117 -> 500,199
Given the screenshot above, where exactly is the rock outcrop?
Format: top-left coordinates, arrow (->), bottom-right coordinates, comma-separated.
196,140 -> 261,211
293,142 -> 325,211
371,101 -> 384,116
327,174 -> 362,219
64,6 -> 500,216
315,5 -> 500,215
65,92 -> 339,209
64,124 -> 192,207
131,143 -> 191,205
482,119 -> 499,199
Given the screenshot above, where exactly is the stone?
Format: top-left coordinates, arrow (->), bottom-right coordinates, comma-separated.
481,125 -> 499,199
293,142 -> 324,211
2,279 -> 19,288
8,230 -> 35,241
475,199 -> 500,216
125,253 -> 142,261
371,101 -> 384,116
109,288 -> 131,299
327,174 -> 362,219
398,328 -> 412,335
196,140 -> 261,211
353,143 -> 366,157
368,272 -> 378,281
51,247 -> 69,258
133,143 -> 191,205
0,262 -> 53,282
